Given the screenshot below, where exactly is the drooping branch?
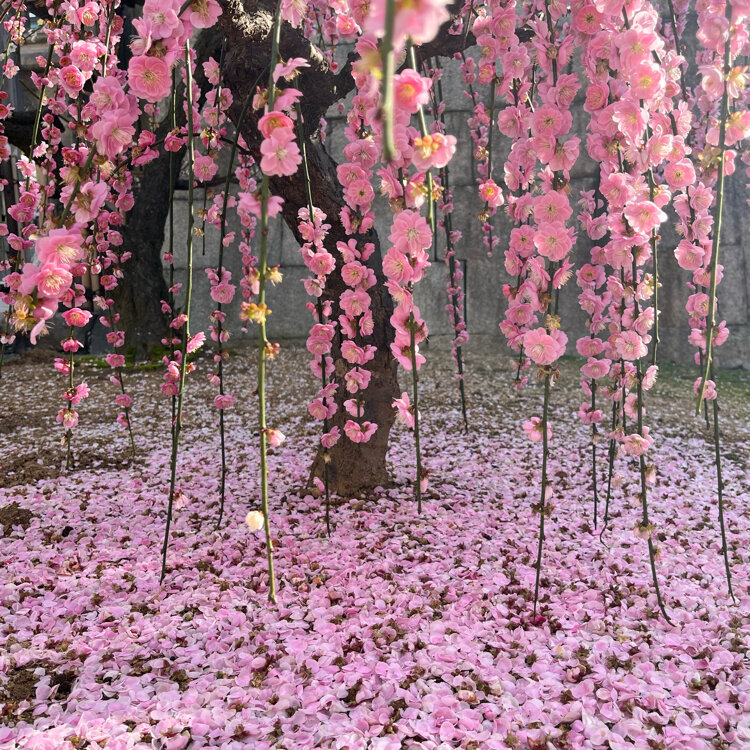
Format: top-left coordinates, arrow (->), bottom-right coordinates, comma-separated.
219,58 -> 394,492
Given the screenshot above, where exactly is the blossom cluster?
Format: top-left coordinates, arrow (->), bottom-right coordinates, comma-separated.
128,0 -> 220,103
422,62 -> 470,402
299,206 -> 343,448
497,0 -> 577,395
0,2 -> 142,447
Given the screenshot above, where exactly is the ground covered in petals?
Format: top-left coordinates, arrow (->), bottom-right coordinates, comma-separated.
1,340 -> 749,749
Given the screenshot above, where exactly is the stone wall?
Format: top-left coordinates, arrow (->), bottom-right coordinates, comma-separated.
167,53 -> 750,369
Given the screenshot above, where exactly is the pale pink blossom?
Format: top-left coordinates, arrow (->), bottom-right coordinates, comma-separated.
623,200 -> 667,235
62,308 -> 92,327
189,0 -> 222,28
260,132 -> 301,177
91,113 -> 136,158
36,229 -> 84,266
616,330 -> 648,361
533,222 -> 573,261
56,407 -> 79,429
343,419 -> 377,443
623,427 -> 654,456
128,55 -> 172,102
389,210 -> 432,256
582,357 -> 611,379
265,429 -> 285,447
393,70 -> 431,113
524,327 -> 564,366
523,416 -> 551,442
393,392 -> 415,428
214,393 -> 236,409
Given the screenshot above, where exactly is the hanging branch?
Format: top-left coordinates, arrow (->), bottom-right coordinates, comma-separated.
167,73 -> 179,433
379,0 -> 397,162
532,371 -> 551,617
599,147 -> 630,542
64,325 -> 76,469
295,101 -> 333,535
253,0 -> 285,604
30,43 -> 54,157
709,356 -> 734,601
442,195 -> 469,431
103,304 -> 137,457
408,304 -> 424,513
591,379 -> 598,527
201,41 -> 230,529
429,57 -> 469,430
599,399 -> 619,540
647,166 -> 660,367
631,254 -> 672,624
694,32 -> 731,412
161,41 -> 197,584
694,7 -> 735,601
408,43 -> 435,232
214,70 -> 266,528
584,181 -> 609,530
531,0 -> 564,617
480,77 -> 497,257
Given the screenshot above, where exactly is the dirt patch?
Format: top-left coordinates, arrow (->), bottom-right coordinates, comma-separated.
0,413 -> 20,435
0,450 -> 135,491
0,502 -> 35,536
0,665 -> 76,727
2,666 -> 38,703
0,410 -> 49,435
0,455 -> 59,489
71,450 -> 134,473
50,670 -> 76,701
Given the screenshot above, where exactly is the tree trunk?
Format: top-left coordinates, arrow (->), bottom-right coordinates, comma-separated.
111,150 -> 173,357
219,0 -> 400,494
277,132 -> 400,495
112,29 -> 223,357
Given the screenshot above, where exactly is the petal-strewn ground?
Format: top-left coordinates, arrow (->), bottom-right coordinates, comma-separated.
1,340 -> 749,749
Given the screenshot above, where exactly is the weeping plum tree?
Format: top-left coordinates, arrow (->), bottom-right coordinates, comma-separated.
6,0 -> 474,495
0,0 -> 747,611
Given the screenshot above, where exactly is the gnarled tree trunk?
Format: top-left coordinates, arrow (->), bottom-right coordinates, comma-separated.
219,0 -> 401,494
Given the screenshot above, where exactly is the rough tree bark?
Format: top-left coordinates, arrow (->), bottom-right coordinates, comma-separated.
216,0 -> 474,494
112,29 -> 223,356
218,0 -> 399,495
110,133 -> 173,356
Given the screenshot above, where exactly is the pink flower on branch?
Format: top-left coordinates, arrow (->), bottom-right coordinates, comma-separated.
623,200 -> 667,235
615,330 -> 649,361
61,308 -> 92,327
260,130 -> 301,177
343,420 -> 377,443
128,55 -> 171,102
393,69 -> 431,114
523,417 -> 551,443
524,328 -> 566,366
393,391 -> 415,428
